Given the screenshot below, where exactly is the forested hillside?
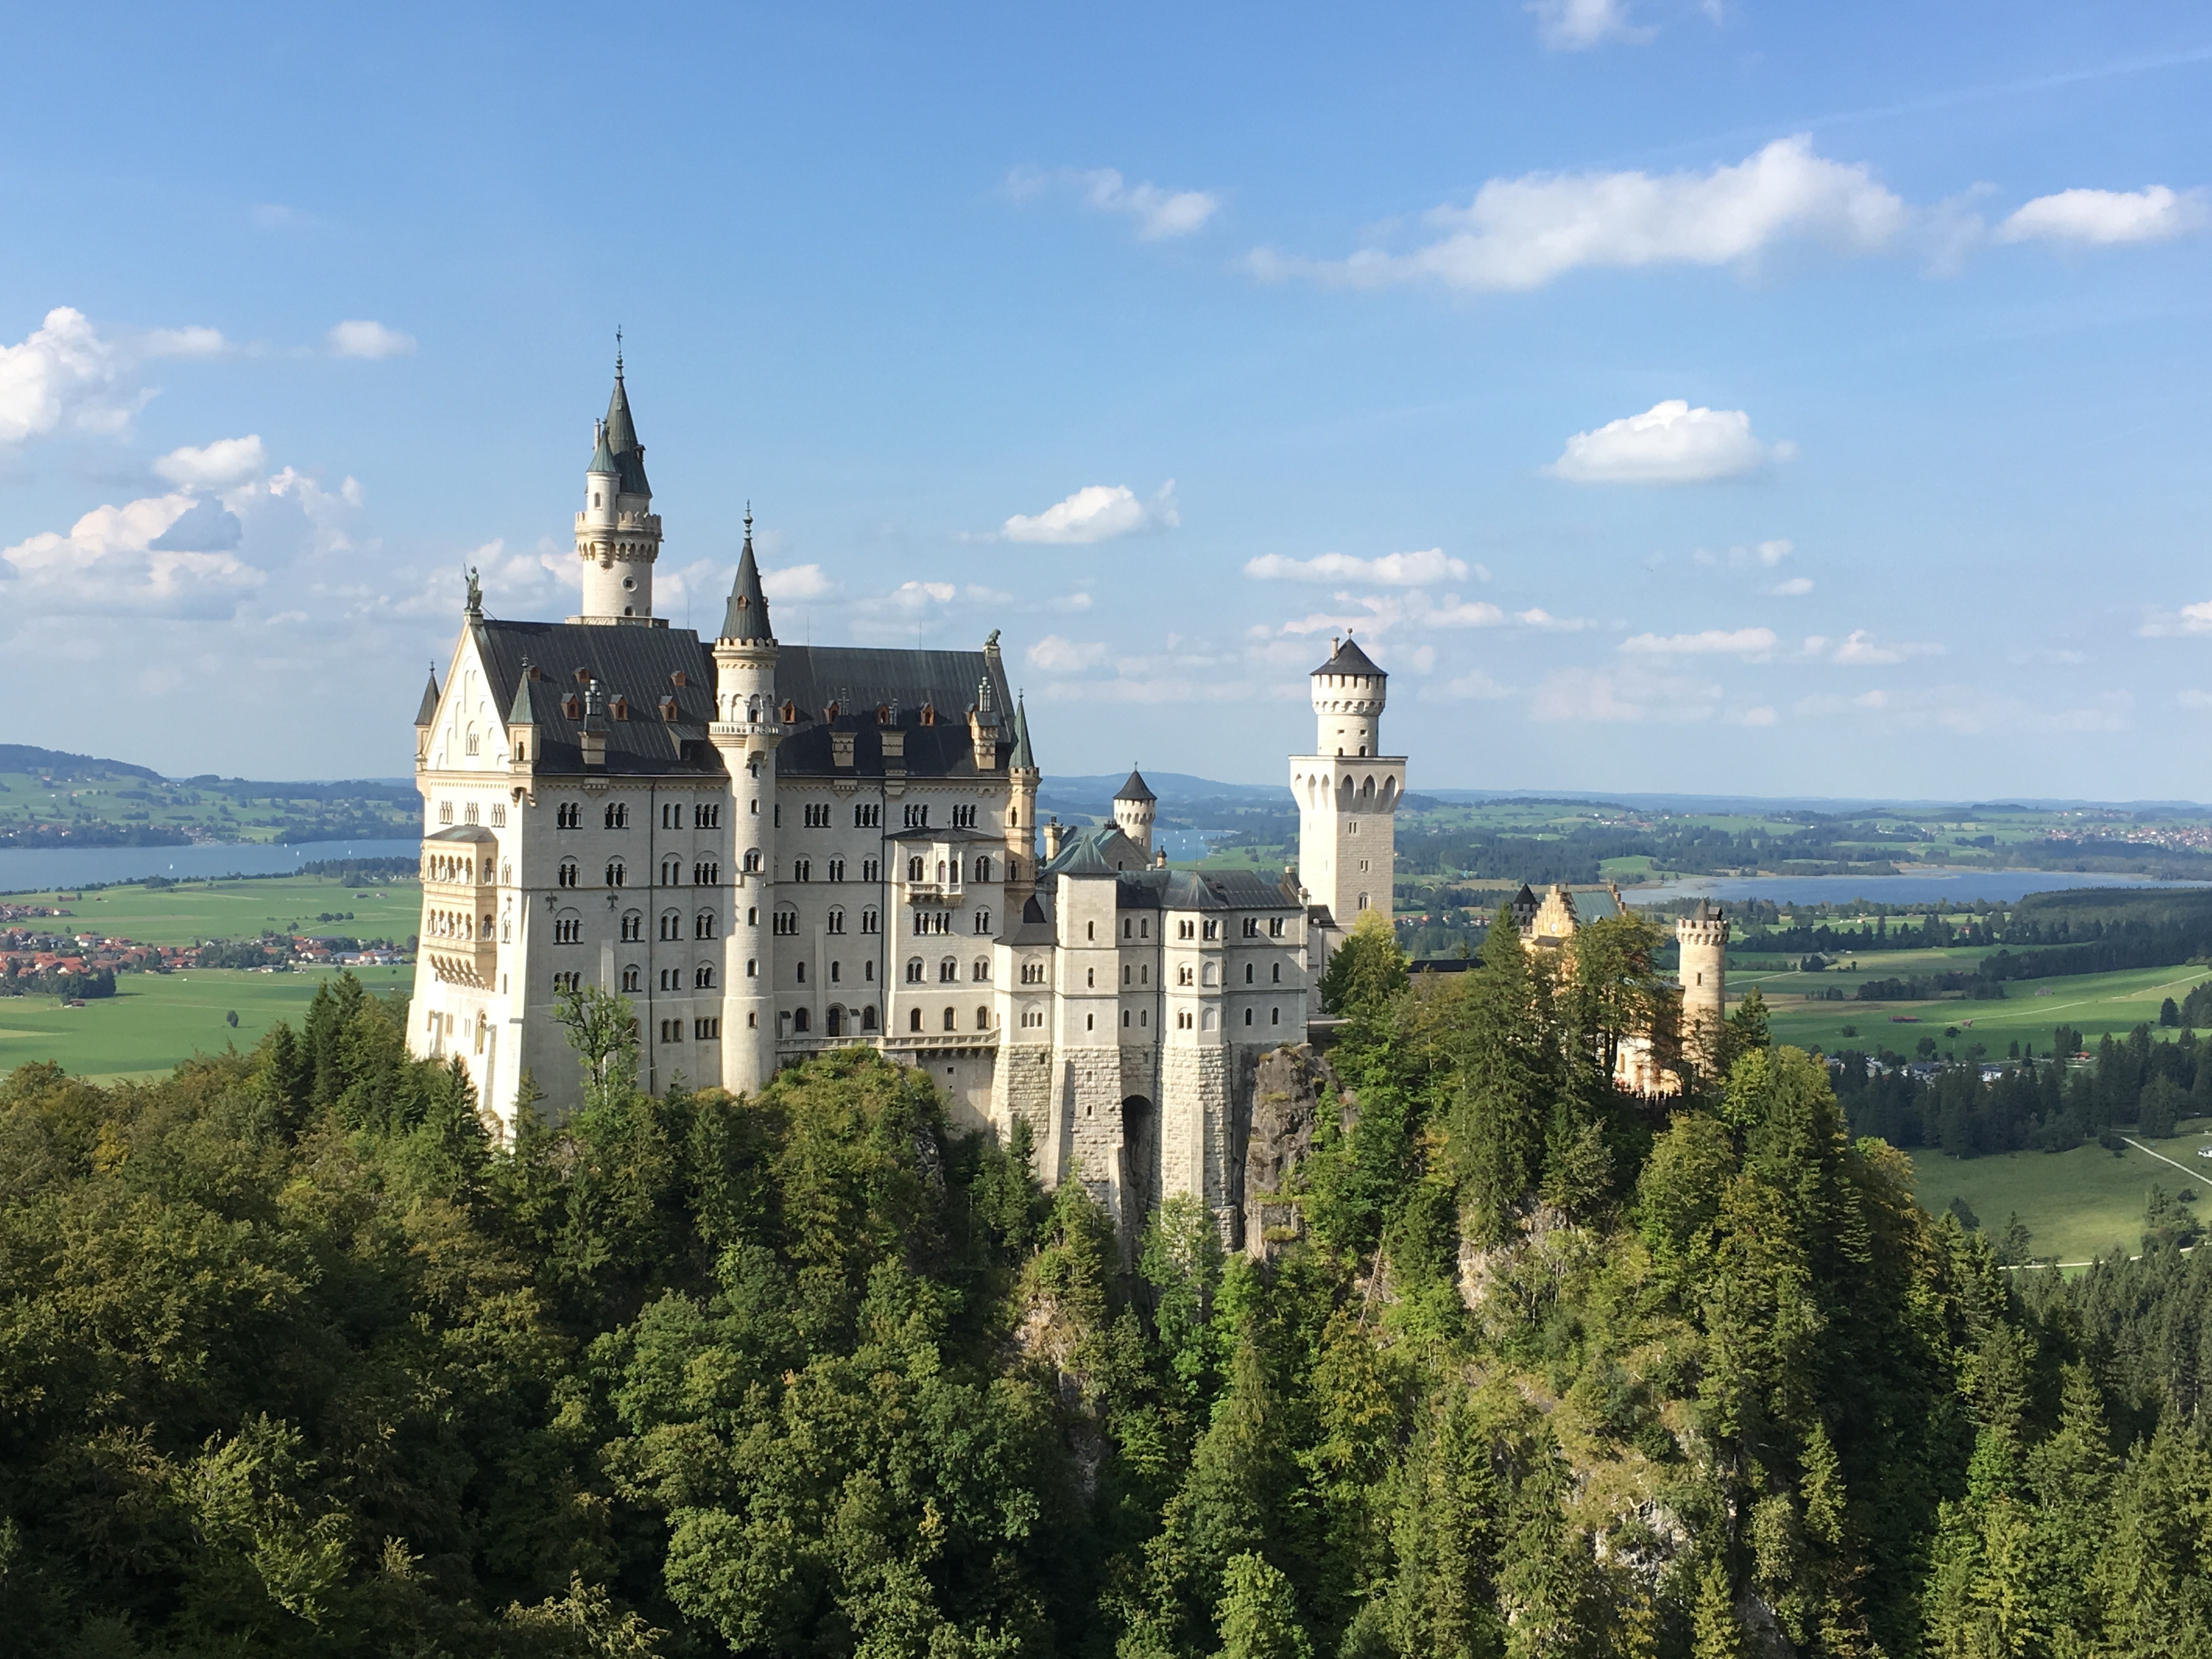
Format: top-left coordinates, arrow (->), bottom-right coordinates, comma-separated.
2,919 -> 2207,1657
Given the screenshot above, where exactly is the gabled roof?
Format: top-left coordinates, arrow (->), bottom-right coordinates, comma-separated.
1114,768 -> 1155,803
1043,822 -> 1148,876
603,371 -> 650,497
1312,634 -> 1384,678
414,668 -> 441,727
721,529 -> 772,642
475,620 -> 724,777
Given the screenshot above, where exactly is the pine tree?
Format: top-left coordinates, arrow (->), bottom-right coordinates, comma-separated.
2025,1362 -> 2115,1651
1689,1558 -> 1742,1659
1215,1553 -> 1314,1659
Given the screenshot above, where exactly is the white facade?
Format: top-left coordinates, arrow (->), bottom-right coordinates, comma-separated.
407,364 -> 1389,1239
1290,635 -> 1403,935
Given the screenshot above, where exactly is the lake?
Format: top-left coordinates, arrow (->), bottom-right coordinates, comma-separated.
1628,870 -> 2212,907
0,838 -> 423,895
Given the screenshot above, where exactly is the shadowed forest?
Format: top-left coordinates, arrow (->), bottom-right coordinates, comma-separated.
2,913 -> 2208,1657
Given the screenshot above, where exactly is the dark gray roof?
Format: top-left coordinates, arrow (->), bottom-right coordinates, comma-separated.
1313,635 -> 1384,678
1042,823 -> 1148,876
1008,695 -> 1036,771
886,825 -> 1001,844
1114,768 -> 1155,803
507,658 -> 539,725
1009,891 -> 1057,945
426,823 -> 498,844
476,620 -> 724,777
1052,836 -> 1118,877
415,669 -> 441,726
603,372 -> 650,497
721,533 -> 772,642
772,644 -> 1015,780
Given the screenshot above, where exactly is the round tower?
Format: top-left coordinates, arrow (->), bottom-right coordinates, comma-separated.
573,349 -> 663,625
1289,633 -> 1404,938
1677,902 -> 1728,1073
1006,691 -> 1041,898
710,512 -> 785,1093
1113,767 -> 1157,859
1311,631 -> 1386,757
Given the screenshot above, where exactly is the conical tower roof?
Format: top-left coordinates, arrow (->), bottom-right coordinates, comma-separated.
1115,768 -> 1156,803
1312,633 -> 1384,678
1009,695 -> 1036,770
588,419 -> 617,476
414,667 -> 440,726
720,514 -> 773,642
507,659 -> 539,725
602,362 -> 651,496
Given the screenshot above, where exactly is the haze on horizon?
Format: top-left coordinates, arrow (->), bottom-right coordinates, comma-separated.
1,2 -> 2207,799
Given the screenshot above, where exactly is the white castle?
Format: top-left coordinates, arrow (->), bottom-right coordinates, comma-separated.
407,362 -> 1403,1232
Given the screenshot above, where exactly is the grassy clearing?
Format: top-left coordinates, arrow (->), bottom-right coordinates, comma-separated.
13,874 -> 421,946
0,962 -> 417,1082
1904,1120 -> 2212,1266
1764,961 -> 2212,1054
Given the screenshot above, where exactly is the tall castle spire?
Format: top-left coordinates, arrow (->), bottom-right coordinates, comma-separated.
572,341 -> 665,626
721,506 -> 772,641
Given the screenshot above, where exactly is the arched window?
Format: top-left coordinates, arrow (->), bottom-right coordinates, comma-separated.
909,1008 -> 923,1032
558,860 -> 578,888
663,857 -> 683,884
605,860 -> 625,887
826,907 -> 845,934
696,911 -> 717,939
621,911 -> 642,941
659,910 -> 681,940
861,907 -> 879,934
938,957 -> 957,983
906,958 -> 924,983
973,855 -> 991,882
743,848 -> 762,873
622,966 -> 641,992
972,958 -> 990,981
1271,962 -> 1282,983
465,726 -> 479,755
826,1006 -> 844,1037
907,856 -> 925,882
975,1006 -> 990,1031
862,1006 -> 878,1031
973,909 -> 991,934
942,1007 -> 956,1031
793,1007 -> 810,1033
695,964 -> 715,989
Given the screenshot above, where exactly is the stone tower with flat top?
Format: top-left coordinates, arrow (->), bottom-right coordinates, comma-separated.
1677,901 -> 1728,1072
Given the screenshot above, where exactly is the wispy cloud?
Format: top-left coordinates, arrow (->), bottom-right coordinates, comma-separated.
1026,634 -> 1109,672
326,319 -> 416,359
1002,481 -> 1179,544
1007,166 -> 1221,240
1548,400 -> 1793,484
1528,0 -> 1654,50
2139,599 -> 2212,637
1795,686 -> 2129,735
1532,663 -> 1724,724
1244,548 -> 1476,585
1620,626 -> 1778,657
1998,185 -> 2208,247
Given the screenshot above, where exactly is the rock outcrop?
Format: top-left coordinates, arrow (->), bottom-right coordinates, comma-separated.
1242,1043 -> 1344,1261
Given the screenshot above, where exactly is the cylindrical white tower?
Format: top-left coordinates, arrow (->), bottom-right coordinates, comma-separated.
1113,768 -> 1157,859
1289,634 -> 1404,940
711,519 -> 784,1093
1677,903 -> 1728,1074
573,360 -> 663,625
1311,633 -> 1386,757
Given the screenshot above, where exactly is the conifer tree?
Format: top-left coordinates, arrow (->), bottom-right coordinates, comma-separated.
1216,1553 -> 1314,1659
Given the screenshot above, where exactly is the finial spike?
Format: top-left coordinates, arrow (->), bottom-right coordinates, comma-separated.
614,324 -> 623,376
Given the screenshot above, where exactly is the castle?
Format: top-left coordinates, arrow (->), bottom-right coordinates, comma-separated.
407,359 -> 1723,1234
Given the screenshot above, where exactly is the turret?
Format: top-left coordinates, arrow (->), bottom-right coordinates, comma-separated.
506,658 -> 539,772
710,510 -> 784,1095
1289,631 -> 1405,938
1311,631 -> 1386,757
1113,768 -> 1158,859
413,665 -> 440,767
1006,692 -> 1040,899
572,346 -> 664,625
1677,901 -> 1729,1074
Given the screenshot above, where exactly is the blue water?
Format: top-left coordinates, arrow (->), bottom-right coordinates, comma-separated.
0,838 -> 421,895
1631,870 -> 2212,907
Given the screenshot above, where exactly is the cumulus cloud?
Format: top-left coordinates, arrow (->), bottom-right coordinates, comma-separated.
1767,577 -> 1814,596
1027,635 -> 1109,672
1244,548 -> 1475,585
2137,600 -> 2212,637
1548,400 -> 1792,484
2,493 -> 264,617
1007,166 -> 1220,240
761,563 -> 832,601
326,319 -> 417,359
0,308 -> 236,448
1619,626 -> 1777,657
1998,185 -> 2209,247
1002,481 -> 1179,544
154,435 -> 267,488
1532,664 -> 1723,724
1529,0 -> 1652,49
1254,136 -> 1905,293
147,498 -> 244,552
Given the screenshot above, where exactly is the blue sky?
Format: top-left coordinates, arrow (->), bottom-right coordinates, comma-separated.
3,2 -> 2209,797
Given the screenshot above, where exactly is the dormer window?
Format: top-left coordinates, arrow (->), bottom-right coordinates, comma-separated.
658,697 -> 679,720
562,695 -> 582,720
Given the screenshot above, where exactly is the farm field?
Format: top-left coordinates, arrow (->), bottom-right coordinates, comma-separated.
0,962 -> 416,1083
1761,959 -> 2212,1053
1905,1120 -> 2212,1266
8,873 -> 421,945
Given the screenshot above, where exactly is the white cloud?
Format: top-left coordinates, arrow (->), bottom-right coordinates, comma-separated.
1532,664 -> 1723,724
326,319 -> 417,359
1999,185 -> 2209,247
1430,668 -> 1516,701
1002,481 -> 1179,544
154,435 -> 267,488
0,307 -> 128,444
1619,626 -> 1777,657
761,563 -> 831,601
1731,705 -> 1779,726
140,326 -> 228,359
2138,600 -> 2212,637
1276,590 -> 1588,639
1007,166 -> 1220,240
1767,577 -> 1814,596
1816,629 -> 1943,666
1244,547 -> 1474,585
1753,538 -> 1793,566
1257,136 -> 1906,293
1548,400 -> 1792,484
1794,685 -> 2129,735
1026,634 -> 1109,673
2,492 -> 264,617
1529,0 -> 1652,49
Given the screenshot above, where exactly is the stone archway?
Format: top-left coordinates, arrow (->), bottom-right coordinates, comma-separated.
1120,1094 -> 1158,1228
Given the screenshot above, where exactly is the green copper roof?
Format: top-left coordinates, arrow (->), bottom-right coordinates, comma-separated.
588,420 -> 617,475
1008,695 -> 1036,770
506,659 -> 539,725
603,371 -> 651,497
720,530 -> 773,642
414,668 -> 440,726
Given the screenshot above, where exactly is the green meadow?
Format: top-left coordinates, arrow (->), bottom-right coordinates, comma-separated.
7,873 -> 421,945
1759,957 -> 2212,1054
1906,1120 -> 2212,1266
0,962 -> 417,1084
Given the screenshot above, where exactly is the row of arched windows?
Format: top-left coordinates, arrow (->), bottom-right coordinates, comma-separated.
904,957 -> 991,984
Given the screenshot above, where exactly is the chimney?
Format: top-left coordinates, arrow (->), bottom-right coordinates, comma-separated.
1043,818 -> 1064,861
1155,848 -> 1167,868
